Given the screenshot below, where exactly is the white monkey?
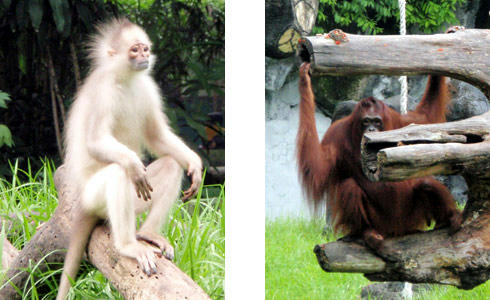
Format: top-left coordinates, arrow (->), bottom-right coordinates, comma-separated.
57,19 -> 202,299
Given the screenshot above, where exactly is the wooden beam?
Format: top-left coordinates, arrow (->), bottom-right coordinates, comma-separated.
361,112 -> 490,182
299,29 -> 490,98
315,219 -> 490,290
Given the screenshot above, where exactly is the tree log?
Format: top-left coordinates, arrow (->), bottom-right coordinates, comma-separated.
0,165 -> 210,299
315,179 -> 490,289
361,112 -> 490,182
1,238 -> 19,270
314,242 -> 386,274
315,223 -> 490,290
266,0 -> 319,58
298,29 -> 490,98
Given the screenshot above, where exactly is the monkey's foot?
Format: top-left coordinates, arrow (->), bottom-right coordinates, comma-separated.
137,231 -> 175,260
337,234 -> 362,243
436,211 -> 463,234
120,242 -> 162,276
449,212 -> 463,234
363,229 -> 385,251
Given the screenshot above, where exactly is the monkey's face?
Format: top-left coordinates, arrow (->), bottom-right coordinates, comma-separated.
359,98 -> 385,134
128,42 -> 150,71
361,115 -> 383,133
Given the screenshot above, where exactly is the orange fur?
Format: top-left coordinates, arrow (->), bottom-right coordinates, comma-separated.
296,63 -> 460,247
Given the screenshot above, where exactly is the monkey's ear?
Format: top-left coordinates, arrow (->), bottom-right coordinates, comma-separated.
107,49 -> 116,56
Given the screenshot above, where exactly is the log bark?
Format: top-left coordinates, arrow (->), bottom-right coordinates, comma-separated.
361,112 -> 490,182
0,165 -> 210,300
298,29 -> 490,98
266,0 -> 319,58
315,222 -> 490,290
1,238 -> 19,270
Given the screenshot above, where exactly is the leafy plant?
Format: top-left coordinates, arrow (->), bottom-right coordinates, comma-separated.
315,0 -> 467,34
0,1 -> 224,175
0,91 -> 13,148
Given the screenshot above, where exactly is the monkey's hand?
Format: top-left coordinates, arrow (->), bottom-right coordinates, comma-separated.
182,157 -> 202,202
127,157 -> 153,201
299,62 -> 311,84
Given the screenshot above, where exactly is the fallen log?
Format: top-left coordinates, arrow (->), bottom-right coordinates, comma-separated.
1,238 -> 19,270
315,223 -> 490,290
0,165 -> 210,299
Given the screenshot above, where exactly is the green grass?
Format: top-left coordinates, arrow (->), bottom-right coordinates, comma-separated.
266,216 -> 490,300
0,160 -> 224,299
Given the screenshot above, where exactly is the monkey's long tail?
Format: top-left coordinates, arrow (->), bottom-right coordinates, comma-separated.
56,211 -> 98,300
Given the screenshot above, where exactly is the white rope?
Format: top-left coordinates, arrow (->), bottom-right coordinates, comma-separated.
399,1 -> 412,298
399,0 -> 408,114
402,282 -> 413,299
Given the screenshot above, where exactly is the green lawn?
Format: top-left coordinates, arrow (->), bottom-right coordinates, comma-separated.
266,216 -> 490,300
0,160 -> 224,299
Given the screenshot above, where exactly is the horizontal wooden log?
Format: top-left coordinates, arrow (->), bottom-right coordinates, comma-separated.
369,142 -> 490,181
299,29 -> 490,98
315,217 -> 490,290
0,165 -> 209,299
314,242 -> 386,273
361,112 -> 490,182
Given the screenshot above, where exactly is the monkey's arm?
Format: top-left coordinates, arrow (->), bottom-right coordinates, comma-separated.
297,63 -> 333,201
404,75 -> 449,124
144,110 -> 201,169
86,110 -> 141,167
144,110 -> 202,200
86,106 -> 153,200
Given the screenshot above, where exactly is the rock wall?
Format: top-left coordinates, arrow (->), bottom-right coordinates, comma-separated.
265,57 -> 330,218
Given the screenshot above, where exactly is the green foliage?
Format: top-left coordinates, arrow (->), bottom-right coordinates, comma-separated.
0,0 -> 118,173
266,217 -> 370,299
0,91 -> 13,148
315,0 -> 467,34
0,91 -> 11,109
0,125 -> 13,148
0,0 -> 224,172
0,161 -> 224,299
27,0 -> 43,31
127,0 -> 225,164
165,181 -> 225,298
48,0 -> 72,36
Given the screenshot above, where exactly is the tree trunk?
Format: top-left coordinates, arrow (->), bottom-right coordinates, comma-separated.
266,0 -> 319,58
0,165 -> 210,300
1,238 -> 19,270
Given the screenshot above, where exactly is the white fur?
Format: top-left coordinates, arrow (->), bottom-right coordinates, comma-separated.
58,19 -> 202,299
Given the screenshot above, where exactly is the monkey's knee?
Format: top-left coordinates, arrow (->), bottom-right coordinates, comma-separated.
104,163 -> 128,180
147,156 -> 183,181
88,163 -> 128,188
83,164 -> 132,214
